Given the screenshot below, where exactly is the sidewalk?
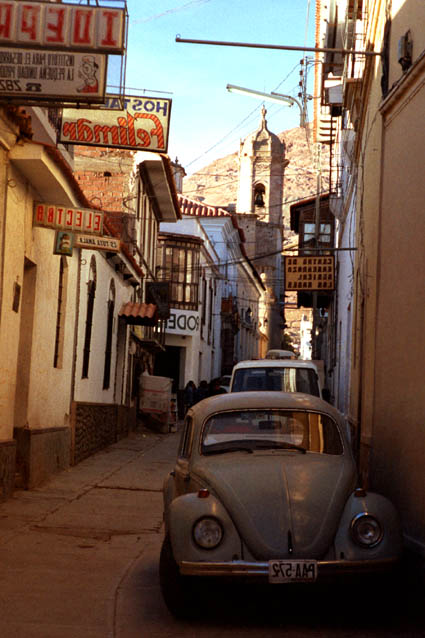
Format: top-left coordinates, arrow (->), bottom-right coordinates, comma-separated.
0,425 -> 180,638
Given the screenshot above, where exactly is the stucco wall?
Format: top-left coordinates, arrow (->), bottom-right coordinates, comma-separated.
73,250 -> 132,404
371,59 -> 425,553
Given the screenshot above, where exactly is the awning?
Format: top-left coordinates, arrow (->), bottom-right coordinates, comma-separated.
118,302 -> 158,326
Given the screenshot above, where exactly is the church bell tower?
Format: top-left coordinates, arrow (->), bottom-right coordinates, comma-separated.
236,107 -> 289,350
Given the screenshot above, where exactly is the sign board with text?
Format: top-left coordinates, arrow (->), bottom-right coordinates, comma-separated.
284,256 -> 335,291
59,95 -> 172,153
34,202 -> 103,236
0,1 -> 125,53
165,309 -> 200,336
74,234 -> 120,252
0,48 -> 107,101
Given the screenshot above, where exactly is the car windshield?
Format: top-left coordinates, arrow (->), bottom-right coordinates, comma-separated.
202,409 -> 343,455
231,367 -> 320,396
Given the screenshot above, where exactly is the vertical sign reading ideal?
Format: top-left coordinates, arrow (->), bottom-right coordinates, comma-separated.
60,95 -> 172,153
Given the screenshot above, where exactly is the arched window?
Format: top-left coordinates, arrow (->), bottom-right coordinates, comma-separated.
82,256 -> 97,379
254,183 -> 265,207
103,280 -> 116,390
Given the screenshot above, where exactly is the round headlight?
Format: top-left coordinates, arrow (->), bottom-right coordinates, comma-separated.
351,513 -> 383,548
193,517 -> 223,549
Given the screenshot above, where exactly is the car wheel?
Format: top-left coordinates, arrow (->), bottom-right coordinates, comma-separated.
159,535 -> 199,618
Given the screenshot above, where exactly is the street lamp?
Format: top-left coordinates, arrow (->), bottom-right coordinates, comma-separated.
226,84 -> 306,127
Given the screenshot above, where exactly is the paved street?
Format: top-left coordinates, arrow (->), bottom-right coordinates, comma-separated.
0,425 -> 424,638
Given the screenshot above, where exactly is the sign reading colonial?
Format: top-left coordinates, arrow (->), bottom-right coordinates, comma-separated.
284,255 -> 335,291
59,95 -> 172,153
0,1 -> 125,53
34,202 -> 103,235
0,48 -> 107,101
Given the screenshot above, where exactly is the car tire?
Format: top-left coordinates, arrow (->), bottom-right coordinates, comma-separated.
159,535 -> 199,618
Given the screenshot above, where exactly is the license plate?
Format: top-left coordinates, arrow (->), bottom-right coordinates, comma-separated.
268,559 -> 317,583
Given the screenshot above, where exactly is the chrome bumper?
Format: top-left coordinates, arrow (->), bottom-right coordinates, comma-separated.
180,557 -> 399,578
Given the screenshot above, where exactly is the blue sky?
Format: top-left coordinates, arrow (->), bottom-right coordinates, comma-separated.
121,0 -> 316,174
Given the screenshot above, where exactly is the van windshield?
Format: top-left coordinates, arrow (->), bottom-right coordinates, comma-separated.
231,367 -> 320,396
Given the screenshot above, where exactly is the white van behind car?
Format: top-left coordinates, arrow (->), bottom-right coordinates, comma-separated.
229,359 -> 322,398
265,349 -> 297,360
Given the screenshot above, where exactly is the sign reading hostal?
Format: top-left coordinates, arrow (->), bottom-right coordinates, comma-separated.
34,202 -> 103,235
285,256 -> 335,291
59,95 -> 172,153
0,1 -> 125,53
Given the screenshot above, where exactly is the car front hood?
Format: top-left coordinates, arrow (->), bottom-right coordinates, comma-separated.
192,453 -> 355,560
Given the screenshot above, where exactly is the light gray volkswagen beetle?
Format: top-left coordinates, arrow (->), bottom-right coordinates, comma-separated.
160,392 -> 402,616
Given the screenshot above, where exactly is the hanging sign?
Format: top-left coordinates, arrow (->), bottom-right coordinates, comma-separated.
53,230 -> 74,256
59,95 -> 172,153
146,281 -> 170,319
285,256 -> 335,291
0,48 -> 107,101
165,309 -> 200,336
34,202 -> 103,235
74,234 -> 120,252
0,1 -> 125,53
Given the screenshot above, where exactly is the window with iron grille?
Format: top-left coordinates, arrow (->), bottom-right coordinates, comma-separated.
157,239 -> 200,310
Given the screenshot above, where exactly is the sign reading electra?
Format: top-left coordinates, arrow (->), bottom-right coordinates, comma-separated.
0,1 -> 125,53
285,256 -> 335,291
60,96 -> 172,152
0,48 -> 106,101
34,202 -> 103,235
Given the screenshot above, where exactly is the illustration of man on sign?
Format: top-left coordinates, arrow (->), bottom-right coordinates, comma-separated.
77,56 -> 99,94
54,231 -> 74,256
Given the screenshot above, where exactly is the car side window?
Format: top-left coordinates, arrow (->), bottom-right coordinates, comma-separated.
178,416 -> 193,458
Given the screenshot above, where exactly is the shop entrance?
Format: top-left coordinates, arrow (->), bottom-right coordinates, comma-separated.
154,346 -> 181,393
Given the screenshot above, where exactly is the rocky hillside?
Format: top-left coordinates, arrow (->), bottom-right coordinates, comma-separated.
182,125 -> 329,235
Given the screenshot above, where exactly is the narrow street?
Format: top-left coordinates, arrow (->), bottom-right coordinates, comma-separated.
0,425 -> 424,638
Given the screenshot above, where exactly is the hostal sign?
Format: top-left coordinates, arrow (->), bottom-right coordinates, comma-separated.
60,95 -> 172,153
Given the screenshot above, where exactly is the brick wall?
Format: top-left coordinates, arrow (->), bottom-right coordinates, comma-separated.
73,146 -> 136,212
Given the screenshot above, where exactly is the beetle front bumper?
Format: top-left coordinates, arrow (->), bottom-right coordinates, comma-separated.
180,557 -> 399,579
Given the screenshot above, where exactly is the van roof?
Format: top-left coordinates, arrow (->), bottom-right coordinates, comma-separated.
265,349 -> 296,359
232,359 -> 319,371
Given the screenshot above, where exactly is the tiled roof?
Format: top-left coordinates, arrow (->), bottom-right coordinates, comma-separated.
118,302 -> 157,326
178,194 -> 231,218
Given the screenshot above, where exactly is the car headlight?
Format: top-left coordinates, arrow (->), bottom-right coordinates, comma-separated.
193,517 -> 223,549
351,513 -> 383,548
